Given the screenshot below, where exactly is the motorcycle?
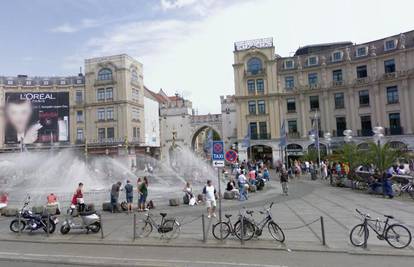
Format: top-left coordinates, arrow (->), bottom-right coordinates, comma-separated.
9,196 -> 58,234
60,204 -> 101,234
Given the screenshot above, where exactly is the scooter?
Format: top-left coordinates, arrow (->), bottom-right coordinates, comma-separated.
60,204 -> 101,234
10,195 -> 58,234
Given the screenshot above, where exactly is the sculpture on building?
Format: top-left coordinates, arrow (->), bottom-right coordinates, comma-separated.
399,33 -> 406,49
345,47 -> 351,61
370,45 -> 377,57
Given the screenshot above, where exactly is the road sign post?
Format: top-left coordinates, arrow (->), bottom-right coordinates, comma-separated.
212,141 -> 225,240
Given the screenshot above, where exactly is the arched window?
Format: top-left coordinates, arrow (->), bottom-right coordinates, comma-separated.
247,57 -> 262,74
98,68 -> 112,81
131,69 -> 138,82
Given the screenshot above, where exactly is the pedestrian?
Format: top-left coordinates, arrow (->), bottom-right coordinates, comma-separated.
280,168 -> 289,196
202,180 -> 217,218
138,177 -> 148,211
71,182 -> 85,212
110,181 -> 122,213
46,193 -> 61,214
263,167 -> 270,181
238,170 -> 248,201
124,180 -> 134,213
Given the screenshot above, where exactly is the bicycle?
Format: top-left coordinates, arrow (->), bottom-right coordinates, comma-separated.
395,181 -> 414,200
212,211 -> 253,241
350,209 -> 412,249
240,202 -> 285,242
138,212 -> 181,240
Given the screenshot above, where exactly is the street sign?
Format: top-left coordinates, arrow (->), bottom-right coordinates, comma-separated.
225,149 -> 238,163
212,141 -> 225,167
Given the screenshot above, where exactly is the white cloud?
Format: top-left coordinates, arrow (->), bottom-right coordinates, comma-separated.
50,23 -> 77,33
50,18 -> 101,33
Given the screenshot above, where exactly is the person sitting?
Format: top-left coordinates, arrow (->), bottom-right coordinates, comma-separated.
0,192 -> 8,210
46,193 -> 61,214
226,179 -> 240,199
183,182 -> 197,206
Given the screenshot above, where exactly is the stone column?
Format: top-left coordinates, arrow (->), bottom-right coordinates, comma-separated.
299,94 -> 307,138
401,79 -> 412,134
322,90 -> 330,133
373,84 -> 381,126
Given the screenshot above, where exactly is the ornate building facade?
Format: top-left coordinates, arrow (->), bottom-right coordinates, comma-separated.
233,31 -> 414,163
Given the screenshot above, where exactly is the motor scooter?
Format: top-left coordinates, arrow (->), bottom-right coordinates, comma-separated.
60,204 -> 101,234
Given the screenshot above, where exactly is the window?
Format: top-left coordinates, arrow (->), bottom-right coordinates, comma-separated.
76,111 -> 83,123
132,108 -> 140,120
131,69 -> 138,82
257,100 -> 266,114
76,128 -> 84,141
256,79 -> 264,93
336,117 -> 347,137
76,79 -> 82,84
386,86 -> 399,104
385,39 -> 396,51
332,51 -> 342,62
307,56 -> 318,66
106,107 -> 114,120
25,80 -> 31,85
248,101 -> 256,114
359,90 -> 370,106
247,79 -> 255,93
76,91 -> 83,103
288,120 -> 298,133
285,76 -> 294,89
133,127 -> 140,139
97,88 -> 105,101
60,80 -> 66,85
98,68 -> 112,80
356,46 -> 367,57
384,59 -> 395,73
334,93 -> 345,109
98,128 -> 106,140
287,98 -> 296,113
357,65 -> 367,78
247,57 -> 262,74
389,113 -> 401,135
309,96 -> 319,110
249,122 -> 258,139
259,122 -> 268,138
97,108 -> 105,121
105,87 -> 113,100
308,73 -> 318,86
332,69 -> 343,82
106,127 -> 114,139
43,80 -> 49,85
284,60 -> 294,69
7,80 -> 13,85
132,88 -> 140,101
360,116 -> 372,136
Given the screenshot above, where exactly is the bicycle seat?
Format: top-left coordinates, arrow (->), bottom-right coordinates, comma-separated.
225,214 -> 232,218
384,214 -> 394,219
160,213 -> 167,217
246,210 -> 254,215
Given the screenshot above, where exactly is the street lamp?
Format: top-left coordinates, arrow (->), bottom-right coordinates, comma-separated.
343,129 -> 353,143
372,126 -> 384,175
324,132 -> 332,155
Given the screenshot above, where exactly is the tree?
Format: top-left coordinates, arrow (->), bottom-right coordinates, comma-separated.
330,143 -> 365,179
364,141 -> 405,174
300,149 -> 318,163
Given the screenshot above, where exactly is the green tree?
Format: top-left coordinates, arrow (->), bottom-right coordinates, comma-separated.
364,141 -> 405,173
301,149 -> 318,163
332,143 -> 367,179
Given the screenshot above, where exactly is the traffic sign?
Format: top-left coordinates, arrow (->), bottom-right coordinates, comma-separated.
212,141 -> 225,167
225,149 -> 238,163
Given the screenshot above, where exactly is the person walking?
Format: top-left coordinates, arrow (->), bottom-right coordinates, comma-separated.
238,170 -> 248,201
110,181 -> 122,213
280,168 -> 289,196
203,180 -> 217,218
138,177 -> 148,212
124,180 -> 134,213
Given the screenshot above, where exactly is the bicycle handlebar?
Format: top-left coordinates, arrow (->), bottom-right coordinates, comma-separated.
356,209 -> 370,218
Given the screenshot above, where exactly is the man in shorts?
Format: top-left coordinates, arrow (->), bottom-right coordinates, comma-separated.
124,180 -> 133,213
203,180 -> 217,218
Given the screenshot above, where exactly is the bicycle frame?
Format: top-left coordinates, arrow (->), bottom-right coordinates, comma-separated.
363,216 -> 390,237
144,213 -> 165,231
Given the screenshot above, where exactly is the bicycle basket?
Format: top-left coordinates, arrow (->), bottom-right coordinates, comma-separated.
159,219 -> 175,233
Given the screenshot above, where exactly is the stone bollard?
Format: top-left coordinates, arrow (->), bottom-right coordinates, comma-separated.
223,191 -> 235,200
169,199 -> 180,206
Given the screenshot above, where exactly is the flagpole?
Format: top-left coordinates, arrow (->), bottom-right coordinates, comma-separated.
316,111 -> 321,171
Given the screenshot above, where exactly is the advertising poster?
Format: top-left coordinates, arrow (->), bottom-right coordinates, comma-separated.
4,92 -> 69,144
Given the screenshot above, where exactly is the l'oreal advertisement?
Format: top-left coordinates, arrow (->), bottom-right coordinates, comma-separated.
4,92 -> 69,144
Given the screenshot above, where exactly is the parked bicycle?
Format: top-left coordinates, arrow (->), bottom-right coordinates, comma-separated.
350,209 -> 412,249
138,212 -> 181,239
212,210 -> 252,241
394,181 -> 414,200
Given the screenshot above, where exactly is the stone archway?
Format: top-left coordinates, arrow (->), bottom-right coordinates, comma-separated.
190,125 -> 222,157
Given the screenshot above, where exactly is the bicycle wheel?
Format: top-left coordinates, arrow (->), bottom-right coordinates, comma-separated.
139,221 -> 153,237
162,219 -> 181,240
268,222 -> 285,243
212,222 -> 231,240
350,224 -> 369,247
234,219 -> 255,241
385,224 -> 412,249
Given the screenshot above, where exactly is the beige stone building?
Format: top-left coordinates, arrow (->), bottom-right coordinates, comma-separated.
0,54 -> 148,165
233,31 -> 414,163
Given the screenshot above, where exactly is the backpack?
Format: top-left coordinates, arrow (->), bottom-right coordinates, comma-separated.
147,200 -> 154,209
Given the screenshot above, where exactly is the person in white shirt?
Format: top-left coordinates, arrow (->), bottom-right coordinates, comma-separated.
203,180 -> 217,218
238,172 -> 248,201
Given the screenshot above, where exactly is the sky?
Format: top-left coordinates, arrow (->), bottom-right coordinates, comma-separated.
0,0 -> 413,114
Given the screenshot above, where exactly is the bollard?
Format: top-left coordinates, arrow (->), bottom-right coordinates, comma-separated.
363,219 -> 368,249
240,215 -> 244,245
99,214 -> 104,239
46,211 -> 50,237
202,214 -> 206,242
320,216 -> 326,246
18,212 -> 21,236
133,213 -> 136,241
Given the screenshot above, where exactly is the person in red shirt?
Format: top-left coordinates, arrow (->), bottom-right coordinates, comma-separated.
0,192 -> 8,209
71,183 -> 85,212
47,193 -> 60,214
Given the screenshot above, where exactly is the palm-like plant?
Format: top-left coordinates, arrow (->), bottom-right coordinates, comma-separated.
333,143 -> 365,179
365,141 -> 404,173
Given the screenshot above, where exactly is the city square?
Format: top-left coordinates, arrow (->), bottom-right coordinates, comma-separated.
1,0 -> 414,266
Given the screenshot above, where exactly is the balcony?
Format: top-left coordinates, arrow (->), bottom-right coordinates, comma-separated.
386,127 -> 403,135
382,72 -> 397,80
244,68 -> 266,77
251,133 -> 271,140
288,132 -> 300,139
332,80 -> 344,87
354,77 -> 370,85
357,129 -> 373,137
306,83 -> 319,90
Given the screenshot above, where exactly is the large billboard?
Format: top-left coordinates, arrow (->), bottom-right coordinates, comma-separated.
4,92 -> 69,144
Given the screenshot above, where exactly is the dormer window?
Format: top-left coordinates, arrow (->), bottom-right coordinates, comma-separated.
356,46 -> 368,57
7,80 -> 13,85
25,80 -> 31,85
76,79 -> 82,84
284,59 -> 294,69
43,80 -> 49,85
384,39 -> 397,51
332,51 -> 343,62
307,56 -> 318,66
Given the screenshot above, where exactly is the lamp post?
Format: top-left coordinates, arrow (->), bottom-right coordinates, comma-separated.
324,132 -> 332,155
372,126 -> 384,171
343,129 -> 353,143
